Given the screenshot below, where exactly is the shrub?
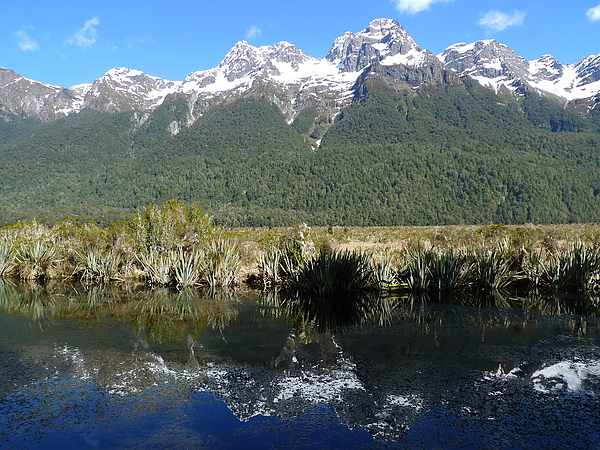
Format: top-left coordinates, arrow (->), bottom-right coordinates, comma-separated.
172,248 -> 203,288
137,250 -> 175,286
0,243 -> 15,276
201,240 -> 241,287
292,249 -> 374,295
471,248 -> 519,291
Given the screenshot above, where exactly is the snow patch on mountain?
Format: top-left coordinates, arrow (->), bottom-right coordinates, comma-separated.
440,40 -> 600,104
326,18 -> 428,72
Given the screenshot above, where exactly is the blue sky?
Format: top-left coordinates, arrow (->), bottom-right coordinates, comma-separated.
2,0 -> 600,88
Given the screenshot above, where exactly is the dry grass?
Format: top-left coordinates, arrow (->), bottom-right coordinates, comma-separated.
224,223 -> 600,280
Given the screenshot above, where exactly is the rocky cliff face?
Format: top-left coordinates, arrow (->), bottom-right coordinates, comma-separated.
439,39 -> 600,109
0,67 -> 85,121
81,68 -> 179,113
1,18 -> 599,124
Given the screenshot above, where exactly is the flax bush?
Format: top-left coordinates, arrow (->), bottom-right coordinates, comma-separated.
201,240 -> 241,287
292,249 -> 374,295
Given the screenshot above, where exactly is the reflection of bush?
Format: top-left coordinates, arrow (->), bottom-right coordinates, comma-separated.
260,287 -> 600,337
0,281 -> 240,342
131,287 -> 239,343
262,289 -> 396,332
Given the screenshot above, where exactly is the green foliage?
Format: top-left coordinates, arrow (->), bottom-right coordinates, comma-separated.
290,107 -> 318,135
172,248 -> 203,288
471,248 -> 519,291
257,247 -> 281,286
15,240 -> 57,280
371,249 -> 398,289
76,247 -> 119,282
400,244 -> 435,292
137,250 -> 174,285
400,244 -> 518,293
521,92 -> 595,132
524,241 -> 600,292
128,200 -> 213,252
0,81 -> 600,227
0,243 -> 15,276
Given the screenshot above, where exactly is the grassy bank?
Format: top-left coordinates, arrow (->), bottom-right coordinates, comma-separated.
1,201 -> 599,294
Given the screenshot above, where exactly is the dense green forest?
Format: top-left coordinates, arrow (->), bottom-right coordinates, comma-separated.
0,76 -> 599,226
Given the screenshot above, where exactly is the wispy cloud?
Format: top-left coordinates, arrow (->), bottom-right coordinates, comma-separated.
126,35 -> 154,50
478,10 -> 525,32
587,4 -> 600,22
65,17 -> 99,48
392,0 -> 453,15
245,25 -> 262,40
15,28 -> 39,52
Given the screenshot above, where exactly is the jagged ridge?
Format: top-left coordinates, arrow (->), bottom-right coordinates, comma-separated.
7,18 -> 598,126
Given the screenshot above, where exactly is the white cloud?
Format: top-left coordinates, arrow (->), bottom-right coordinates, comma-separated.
478,10 -> 525,32
65,17 -> 99,48
15,29 -> 39,52
246,25 -> 262,40
126,36 -> 154,50
587,4 -> 600,22
392,0 -> 453,14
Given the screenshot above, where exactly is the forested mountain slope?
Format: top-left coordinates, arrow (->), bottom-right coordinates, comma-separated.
1,74 -> 599,226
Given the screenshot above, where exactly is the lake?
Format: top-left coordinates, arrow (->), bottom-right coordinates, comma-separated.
0,281 -> 599,449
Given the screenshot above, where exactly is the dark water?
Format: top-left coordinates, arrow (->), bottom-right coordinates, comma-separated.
1,281 -> 600,449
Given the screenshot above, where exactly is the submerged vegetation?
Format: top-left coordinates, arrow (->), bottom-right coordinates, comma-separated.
0,201 -> 599,298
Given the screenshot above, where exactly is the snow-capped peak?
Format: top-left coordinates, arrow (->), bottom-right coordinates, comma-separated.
326,18 -> 427,72
215,40 -> 313,83
81,67 -> 181,112
440,37 -> 600,104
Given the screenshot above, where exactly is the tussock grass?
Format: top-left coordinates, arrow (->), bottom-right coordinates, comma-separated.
0,243 -> 15,276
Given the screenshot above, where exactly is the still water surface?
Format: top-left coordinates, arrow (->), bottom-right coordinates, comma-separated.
0,281 -> 599,449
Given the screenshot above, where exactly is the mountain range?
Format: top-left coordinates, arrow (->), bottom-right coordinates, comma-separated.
2,18 -> 599,126
1,18 -> 599,226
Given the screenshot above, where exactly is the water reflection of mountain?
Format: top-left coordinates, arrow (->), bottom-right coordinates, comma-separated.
1,281 -> 600,446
